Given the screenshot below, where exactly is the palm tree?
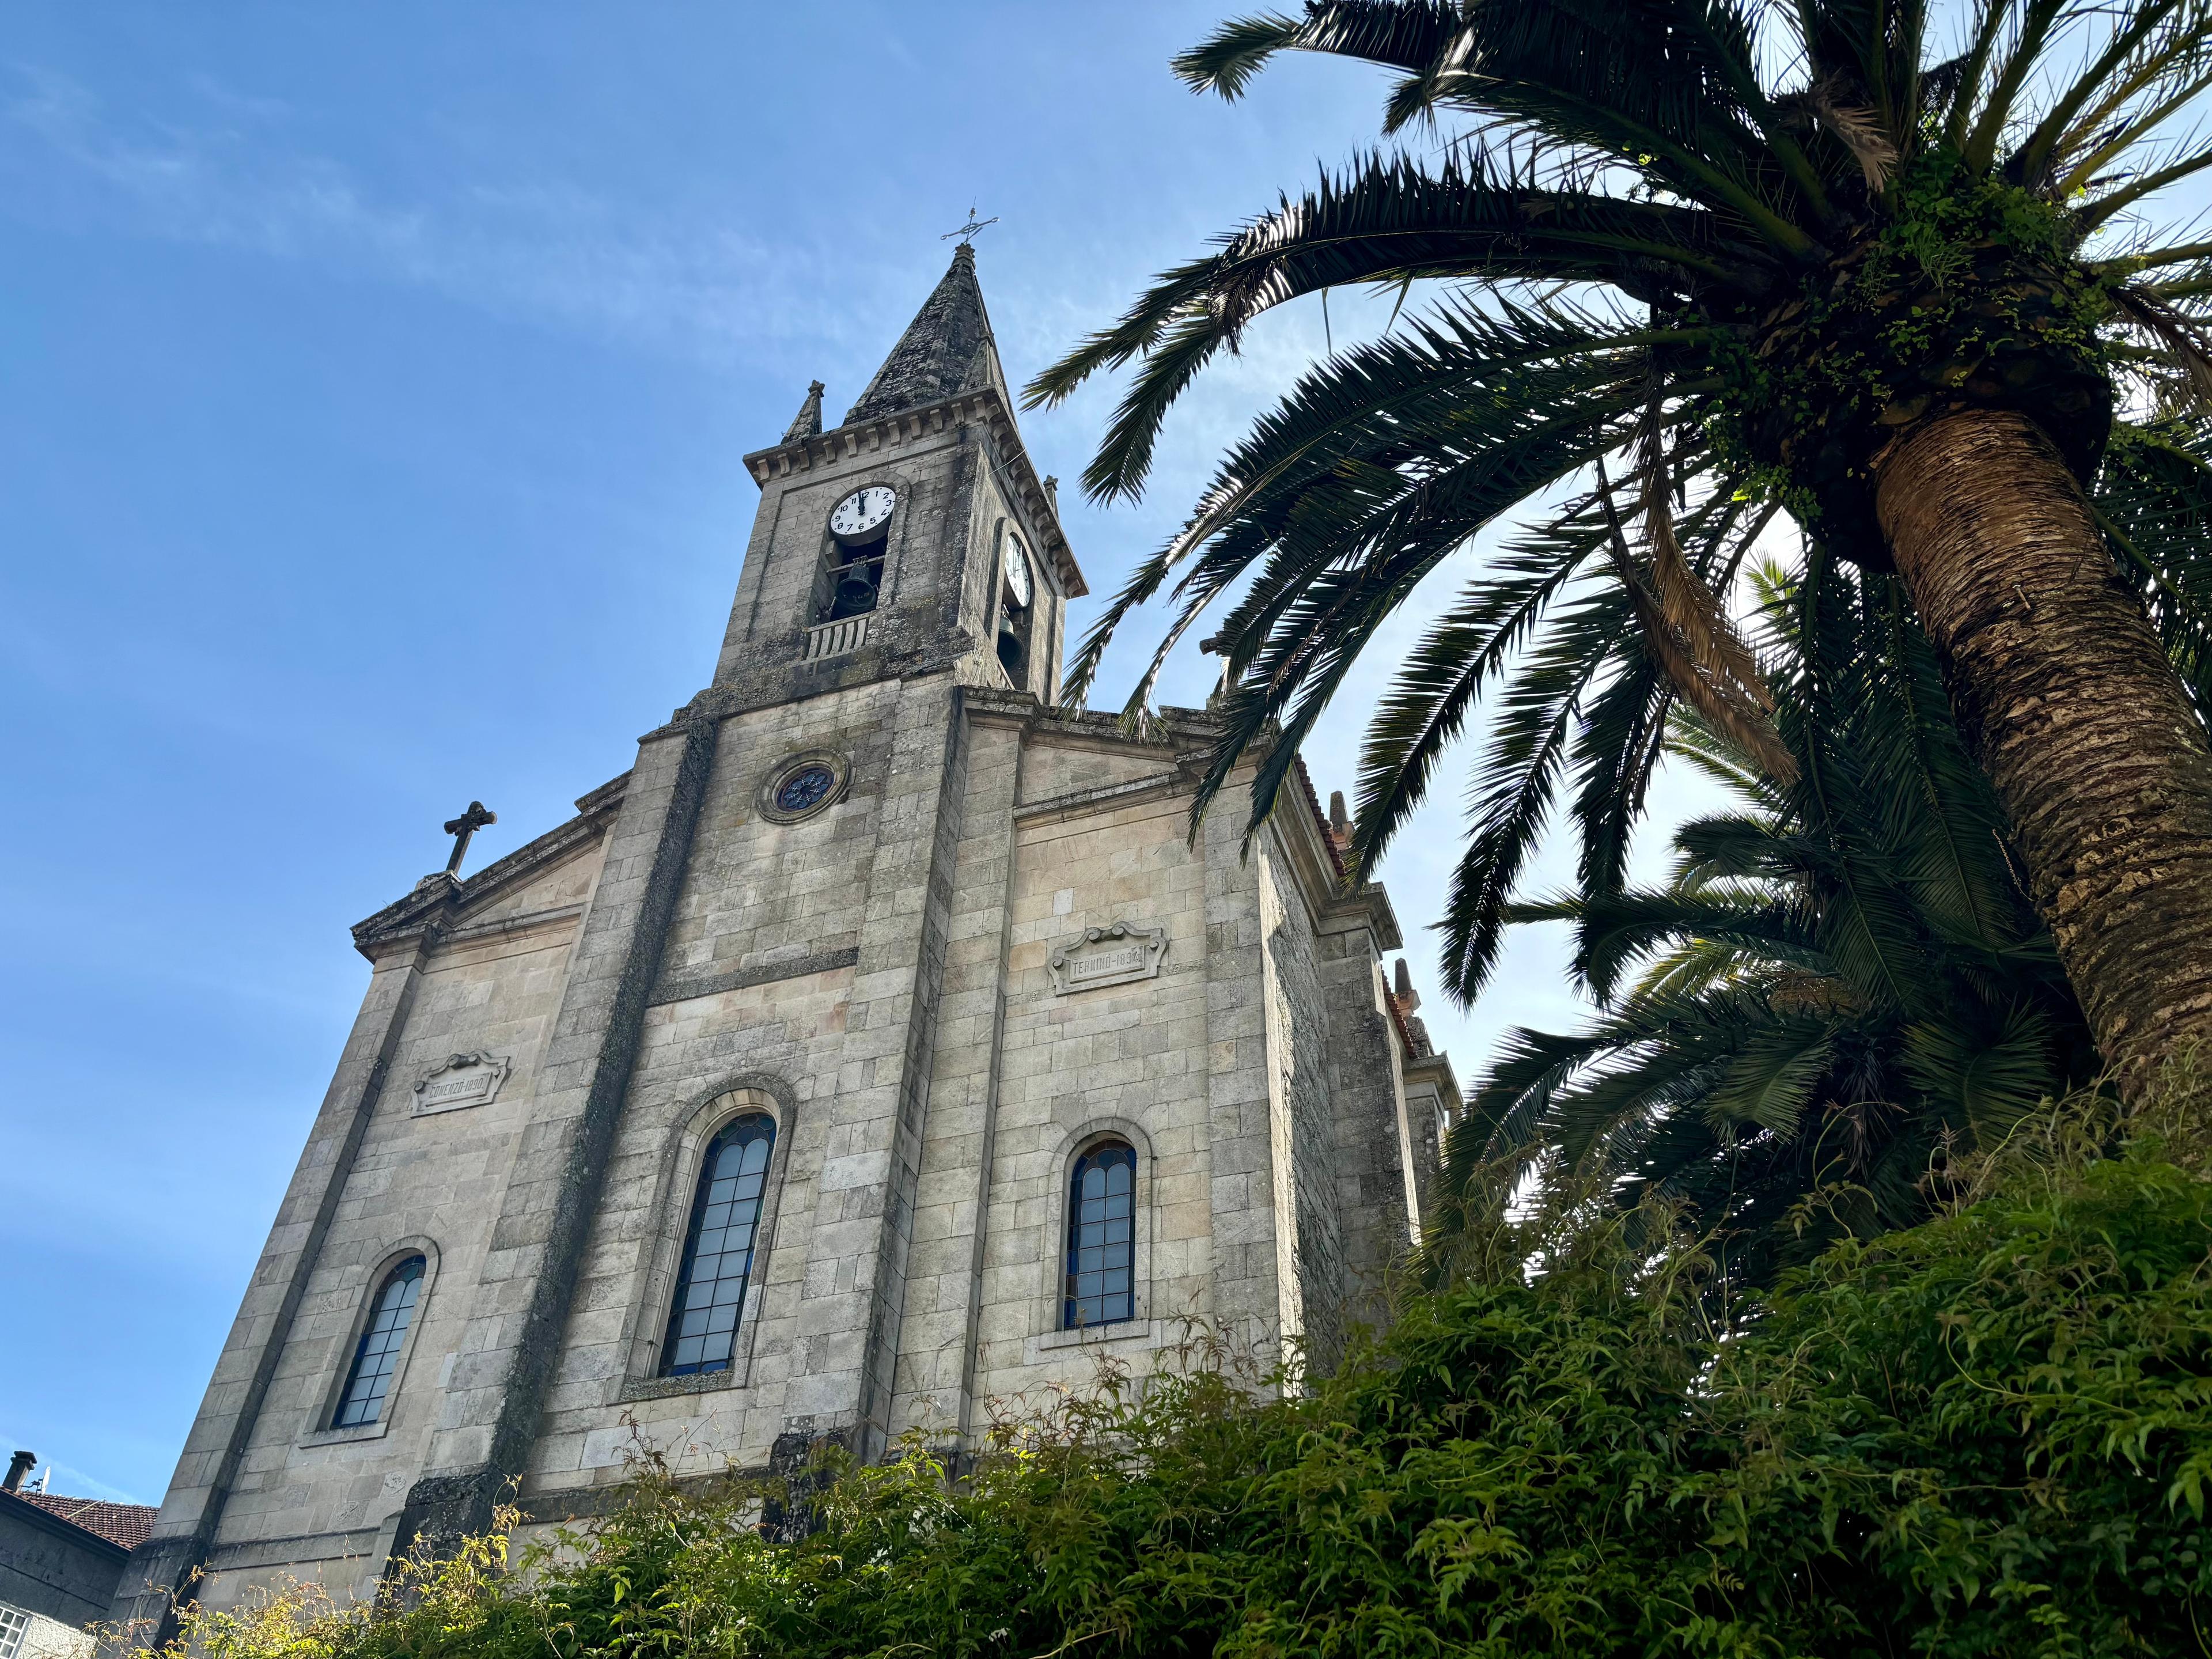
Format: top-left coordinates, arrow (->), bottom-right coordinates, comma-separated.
1423,555 -> 2097,1291
1033,1 -> 2212,1086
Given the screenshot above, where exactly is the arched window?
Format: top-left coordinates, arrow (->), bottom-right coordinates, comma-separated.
334,1255 -> 425,1427
661,1113 -> 776,1377
1064,1141 -> 1137,1330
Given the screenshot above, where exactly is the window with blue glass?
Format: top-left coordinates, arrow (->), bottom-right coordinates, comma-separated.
333,1255 -> 425,1427
1063,1141 -> 1137,1330
661,1114 -> 777,1377
774,765 -> 836,815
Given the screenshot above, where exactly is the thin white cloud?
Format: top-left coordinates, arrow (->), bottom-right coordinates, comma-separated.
0,1441 -> 148,1507
0,64 -> 847,367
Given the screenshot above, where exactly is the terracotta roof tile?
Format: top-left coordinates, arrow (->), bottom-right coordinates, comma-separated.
1290,757 -> 1350,884
14,1491 -> 157,1551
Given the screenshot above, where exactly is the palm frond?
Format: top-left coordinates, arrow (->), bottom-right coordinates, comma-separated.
1347,516 -> 1599,881
1030,155 -> 1745,502
1422,551 -> 2094,1291
1173,2 -> 1457,102
2094,414 -> 2212,710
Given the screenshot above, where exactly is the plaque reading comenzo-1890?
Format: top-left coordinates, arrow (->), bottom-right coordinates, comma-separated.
412,1051 -> 512,1116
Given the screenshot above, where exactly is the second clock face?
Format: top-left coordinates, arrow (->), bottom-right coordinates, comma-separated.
1004,534 -> 1033,607
830,486 -> 896,542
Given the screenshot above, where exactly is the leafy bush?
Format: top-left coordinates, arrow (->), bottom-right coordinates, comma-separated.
167,1080 -> 2212,1658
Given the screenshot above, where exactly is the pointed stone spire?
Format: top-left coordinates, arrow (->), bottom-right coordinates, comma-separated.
783,380 -> 825,444
843,243 -> 1007,426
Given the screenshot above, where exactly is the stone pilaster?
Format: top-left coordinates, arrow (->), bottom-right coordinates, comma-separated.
1317,890 -> 1415,1339
885,702 -> 1026,1444
1201,781 -> 1289,1361
779,680 -> 967,1461
392,704 -> 721,1554
1256,834 -> 1347,1375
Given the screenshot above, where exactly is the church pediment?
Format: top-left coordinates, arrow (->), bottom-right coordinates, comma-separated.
351,772 -> 628,959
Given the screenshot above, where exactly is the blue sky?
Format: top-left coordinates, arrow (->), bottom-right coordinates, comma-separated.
0,4 -> 1702,1503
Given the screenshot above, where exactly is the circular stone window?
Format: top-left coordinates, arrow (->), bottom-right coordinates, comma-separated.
757,750 -> 849,824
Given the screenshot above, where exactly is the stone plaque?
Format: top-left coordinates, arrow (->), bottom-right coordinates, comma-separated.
412,1051 -> 511,1116
1047,923 -> 1168,995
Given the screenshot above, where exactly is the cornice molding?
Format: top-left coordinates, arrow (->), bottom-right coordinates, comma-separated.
1402,1049 -> 1463,1112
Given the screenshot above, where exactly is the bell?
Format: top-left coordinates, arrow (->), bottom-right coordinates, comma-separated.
834,571 -> 878,615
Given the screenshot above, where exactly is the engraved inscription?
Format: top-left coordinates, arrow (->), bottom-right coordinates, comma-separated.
1069,944 -> 1145,983
412,1051 -> 511,1116
1047,923 -> 1168,995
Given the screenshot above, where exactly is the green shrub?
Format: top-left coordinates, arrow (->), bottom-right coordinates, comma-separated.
168,1080 -> 2212,1658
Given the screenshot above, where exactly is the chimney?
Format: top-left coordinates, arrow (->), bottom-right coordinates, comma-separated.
1328,790 -> 1350,840
5,1451 -> 33,1493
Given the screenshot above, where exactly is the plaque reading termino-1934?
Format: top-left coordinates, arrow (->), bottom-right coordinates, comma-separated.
1047,923 -> 1168,995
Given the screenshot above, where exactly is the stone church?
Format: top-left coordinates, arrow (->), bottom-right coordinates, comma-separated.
112,247 -> 1457,1631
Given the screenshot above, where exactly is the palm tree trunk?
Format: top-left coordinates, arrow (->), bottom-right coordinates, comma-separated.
1874,408 -> 2212,1089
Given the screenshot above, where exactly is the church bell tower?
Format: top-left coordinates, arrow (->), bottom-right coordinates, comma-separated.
710,242 -> 1083,713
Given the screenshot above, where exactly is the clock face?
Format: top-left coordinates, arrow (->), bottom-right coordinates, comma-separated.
829,486 -> 896,542
1004,534 -> 1033,607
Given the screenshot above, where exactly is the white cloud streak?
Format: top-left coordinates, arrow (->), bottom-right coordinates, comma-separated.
1,64 -> 844,366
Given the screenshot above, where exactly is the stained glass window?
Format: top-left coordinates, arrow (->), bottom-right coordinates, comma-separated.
334,1255 -> 425,1428
661,1114 -> 776,1377
774,764 -> 836,815
1064,1141 -> 1136,1330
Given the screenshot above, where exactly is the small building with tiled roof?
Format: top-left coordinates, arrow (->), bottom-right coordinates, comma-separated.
0,1450 -> 157,1652
9,1495 -> 154,1556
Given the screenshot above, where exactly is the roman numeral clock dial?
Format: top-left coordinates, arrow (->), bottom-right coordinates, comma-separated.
829,486 -> 896,542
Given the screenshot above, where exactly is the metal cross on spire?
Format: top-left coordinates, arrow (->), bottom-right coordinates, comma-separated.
942,204 -> 998,245
442,800 -> 497,875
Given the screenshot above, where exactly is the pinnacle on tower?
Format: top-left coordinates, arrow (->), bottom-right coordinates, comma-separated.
783,380 -> 826,444
843,243 -> 1007,426
1392,957 -> 1421,1012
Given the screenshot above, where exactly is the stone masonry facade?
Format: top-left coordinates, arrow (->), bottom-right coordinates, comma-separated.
110,248 -> 1459,1638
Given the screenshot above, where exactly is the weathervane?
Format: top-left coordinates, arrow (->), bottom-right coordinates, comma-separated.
942,204 -> 998,245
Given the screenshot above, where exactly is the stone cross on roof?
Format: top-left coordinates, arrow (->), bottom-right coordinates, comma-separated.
442,801 -> 497,876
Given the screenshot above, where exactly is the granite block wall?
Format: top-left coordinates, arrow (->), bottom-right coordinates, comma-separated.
123,369 -> 1448,1630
